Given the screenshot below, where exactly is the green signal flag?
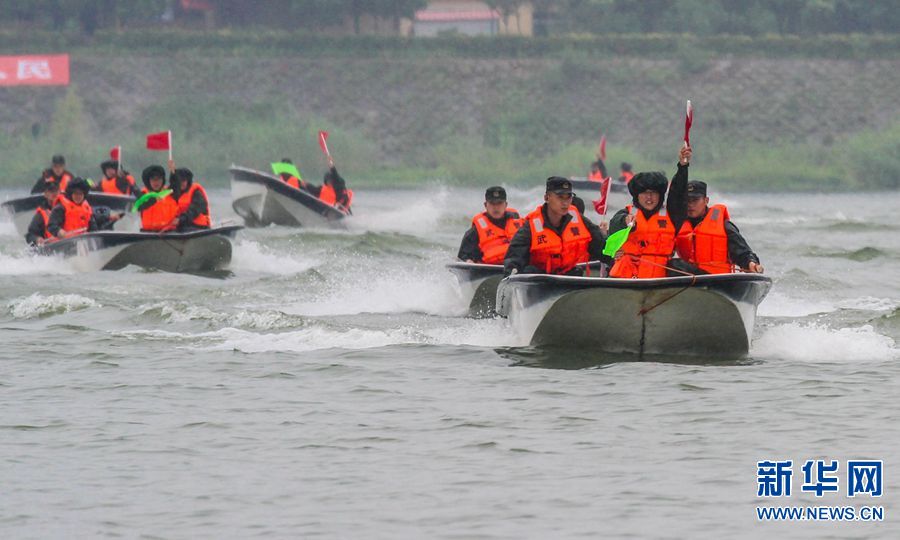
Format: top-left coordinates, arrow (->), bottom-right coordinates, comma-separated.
272,162 -> 302,180
602,225 -> 632,257
131,189 -> 172,212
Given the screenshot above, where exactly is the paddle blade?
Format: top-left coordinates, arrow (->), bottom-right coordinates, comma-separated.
602,226 -> 631,258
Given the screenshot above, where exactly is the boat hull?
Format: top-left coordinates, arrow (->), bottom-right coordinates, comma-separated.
229,166 -> 348,229
2,193 -> 137,236
37,225 -> 243,273
497,273 -> 772,356
568,178 -> 628,194
446,262 -> 505,316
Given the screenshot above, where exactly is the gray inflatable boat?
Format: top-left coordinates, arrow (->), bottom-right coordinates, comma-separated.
496,273 -> 772,357
230,166 -> 348,228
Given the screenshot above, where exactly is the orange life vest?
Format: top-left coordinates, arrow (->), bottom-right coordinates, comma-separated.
609,205 -> 676,279
675,204 -> 733,274
621,171 -> 634,184
100,174 -> 136,195
472,209 -> 523,265
176,183 -> 211,227
282,174 -> 302,190
319,183 -> 337,205
35,206 -> 53,239
140,189 -> 180,232
58,196 -> 92,236
526,205 -> 591,274
44,171 -> 73,192
588,171 -> 605,182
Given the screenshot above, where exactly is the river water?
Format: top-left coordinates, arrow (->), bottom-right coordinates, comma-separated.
1,186 -> 898,539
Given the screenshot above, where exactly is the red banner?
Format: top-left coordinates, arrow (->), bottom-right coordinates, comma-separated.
0,55 -> 69,86
318,130 -> 330,157
146,131 -> 171,150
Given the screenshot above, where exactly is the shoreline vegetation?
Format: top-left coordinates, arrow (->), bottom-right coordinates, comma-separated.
1,32 -> 898,191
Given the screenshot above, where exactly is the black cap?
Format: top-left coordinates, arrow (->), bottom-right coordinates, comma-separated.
44,181 -> 60,192
484,186 -> 507,202
142,165 -> 166,188
687,181 -> 707,198
101,160 -> 118,172
51,154 -> 65,165
65,177 -> 91,197
545,176 -> 573,195
620,162 -> 632,172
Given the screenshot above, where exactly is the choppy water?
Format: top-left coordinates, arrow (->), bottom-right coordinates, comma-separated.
1,186 -> 898,539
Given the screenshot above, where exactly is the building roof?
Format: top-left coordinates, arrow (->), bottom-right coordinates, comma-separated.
414,9 -> 501,22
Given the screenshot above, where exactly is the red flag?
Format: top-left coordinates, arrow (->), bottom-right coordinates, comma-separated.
109,146 -> 120,160
599,134 -> 607,161
683,100 -> 693,146
317,130 -> 330,157
591,176 -> 612,216
146,131 -> 170,150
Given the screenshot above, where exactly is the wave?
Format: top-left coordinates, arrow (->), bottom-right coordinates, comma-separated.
0,250 -> 75,275
806,246 -> 889,262
759,292 -> 897,318
8,293 -> 98,319
229,239 -> 319,275
753,322 -> 899,362
137,301 -> 305,331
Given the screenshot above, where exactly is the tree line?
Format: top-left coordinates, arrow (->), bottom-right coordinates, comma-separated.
2,0 -> 899,35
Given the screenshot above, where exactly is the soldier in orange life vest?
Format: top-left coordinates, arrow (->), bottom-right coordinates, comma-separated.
162,161 -> 211,232
503,177 -> 607,276
618,162 -> 634,184
308,156 -> 353,213
588,159 -> 607,182
277,158 -> 308,191
47,177 -> 116,238
608,145 -> 692,279
25,181 -> 61,246
136,165 -> 180,232
31,154 -> 74,194
674,181 -> 763,274
457,186 -> 523,264
98,160 -> 139,196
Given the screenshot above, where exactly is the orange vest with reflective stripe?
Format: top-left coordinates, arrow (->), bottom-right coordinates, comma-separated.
526,206 -> 591,274
176,183 -> 211,227
100,175 -> 136,195
472,209 -> 523,265
140,189 -> 180,232
609,205 -> 676,278
59,196 -> 92,236
675,204 -> 733,274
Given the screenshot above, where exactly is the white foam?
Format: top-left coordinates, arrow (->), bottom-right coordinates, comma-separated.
753,323 -> 899,362
0,251 -> 75,275
837,297 -> 898,312
285,261 -> 465,317
203,318 -> 518,353
139,301 -> 299,330
229,239 -> 317,275
758,291 -> 836,317
349,187 -> 450,235
0,219 -> 16,237
8,293 -> 98,319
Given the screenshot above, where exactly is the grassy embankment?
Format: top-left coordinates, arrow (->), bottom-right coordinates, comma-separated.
1,32 -> 898,191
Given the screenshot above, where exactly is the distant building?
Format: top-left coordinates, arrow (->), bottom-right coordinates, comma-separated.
405,1 -> 533,37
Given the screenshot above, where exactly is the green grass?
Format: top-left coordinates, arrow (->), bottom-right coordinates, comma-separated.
3,88 -> 899,192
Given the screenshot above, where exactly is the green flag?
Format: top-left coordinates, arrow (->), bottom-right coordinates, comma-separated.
131,189 -> 172,213
602,225 -> 632,258
272,162 -> 301,179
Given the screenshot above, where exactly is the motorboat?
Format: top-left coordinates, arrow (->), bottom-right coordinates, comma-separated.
37,225 -> 243,273
496,273 -> 772,357
230,166 -> 349,228
2,193 -> 137,236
